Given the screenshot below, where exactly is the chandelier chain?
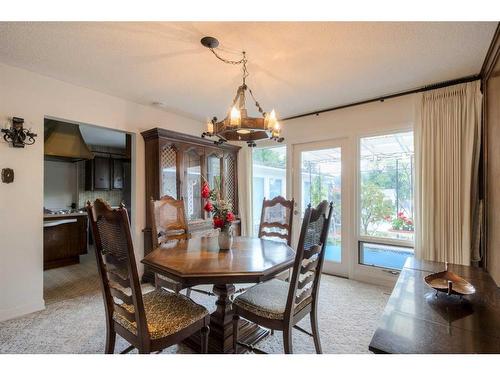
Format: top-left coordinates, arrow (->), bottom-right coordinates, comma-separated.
209,48 -> 245,65
208,48 -> 262,113
247,87 -> 265,115
209,48 -> 249,85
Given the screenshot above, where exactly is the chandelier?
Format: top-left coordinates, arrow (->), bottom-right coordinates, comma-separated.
200,36 -> 283,147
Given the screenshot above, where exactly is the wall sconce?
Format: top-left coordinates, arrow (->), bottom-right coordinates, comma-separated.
1,117 -> 37,148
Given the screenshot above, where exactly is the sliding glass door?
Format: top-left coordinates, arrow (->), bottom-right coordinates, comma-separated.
293,139 -> 347,276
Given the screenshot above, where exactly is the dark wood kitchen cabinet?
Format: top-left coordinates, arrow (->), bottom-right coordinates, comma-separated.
112,158 -> 124,190
43,215 -> 88,270
85,156 -> 125,191
85,156 -> 111,190
141,128 -> 241,282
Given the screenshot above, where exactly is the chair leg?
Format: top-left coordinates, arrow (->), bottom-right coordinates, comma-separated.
310,310 -> 322,354
232,314 -> 240,354
105,326 -> 116,354
185,288 -> 192,298
138,343 -> 151,354
283,327 -> 293,354
154,274 -> 161,290
200,325 -> 210,354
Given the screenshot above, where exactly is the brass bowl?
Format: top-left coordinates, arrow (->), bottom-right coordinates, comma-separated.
424,270 -> 476,296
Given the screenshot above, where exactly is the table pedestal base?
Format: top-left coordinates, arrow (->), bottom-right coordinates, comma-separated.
183,283 -> 270,353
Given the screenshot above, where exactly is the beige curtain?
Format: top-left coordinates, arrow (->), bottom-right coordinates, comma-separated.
415,81 -> 482,265
236,144 -> 253,236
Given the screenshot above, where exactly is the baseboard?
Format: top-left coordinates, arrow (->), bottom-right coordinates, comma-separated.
351,272 -> 397,289
0,299 -> 45,322
322,269 -> 397,289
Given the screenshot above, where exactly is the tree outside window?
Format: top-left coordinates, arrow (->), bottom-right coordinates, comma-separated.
359,132 -> 414,241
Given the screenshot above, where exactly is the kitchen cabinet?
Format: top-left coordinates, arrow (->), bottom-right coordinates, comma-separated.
43,215 -> 88,270
112,158 -> 124,190
85,156 -> 125,191
85,156 -> 110,191
141,127 -> 241,282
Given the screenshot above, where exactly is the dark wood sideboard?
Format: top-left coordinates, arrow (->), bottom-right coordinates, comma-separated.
141,128 -> 241,283
369,258 -> 500,354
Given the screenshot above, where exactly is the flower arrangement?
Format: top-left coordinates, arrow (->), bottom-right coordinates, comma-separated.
201,180 -> 235,233
390,211 -> 414,232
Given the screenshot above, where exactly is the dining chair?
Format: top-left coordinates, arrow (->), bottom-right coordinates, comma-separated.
257,196 -> 295,285
258,196 -> 294,246
87,199 -> 210,354
150,196 -> 214,298
233,196 -> 295,301
232,200 -> 333,354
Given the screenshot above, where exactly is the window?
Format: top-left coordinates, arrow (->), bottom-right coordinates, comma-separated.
359,242 -> 413,270
359,131 -> 414,269
252,146 -> 287,236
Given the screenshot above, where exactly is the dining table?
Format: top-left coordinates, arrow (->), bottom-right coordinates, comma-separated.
141,235 -> 296,353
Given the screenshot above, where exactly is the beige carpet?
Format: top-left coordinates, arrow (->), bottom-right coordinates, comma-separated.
0,252 -> 391,354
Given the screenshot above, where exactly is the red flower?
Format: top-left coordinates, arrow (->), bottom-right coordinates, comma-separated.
398,211 -> 404,218
213,216 -> 224,229
201,182 -> 210,199
204,201 -> 213,212
226,211 -> 235,222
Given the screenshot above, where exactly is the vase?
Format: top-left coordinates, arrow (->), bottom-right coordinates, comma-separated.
218,229 -> 233,250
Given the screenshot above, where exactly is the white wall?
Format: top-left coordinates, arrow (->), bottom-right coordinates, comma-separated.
44,160 -> 77,210
0,62 -> 203,321
281,95 -> 416,145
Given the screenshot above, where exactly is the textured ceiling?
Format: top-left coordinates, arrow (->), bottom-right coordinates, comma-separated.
0,22 -> 496,121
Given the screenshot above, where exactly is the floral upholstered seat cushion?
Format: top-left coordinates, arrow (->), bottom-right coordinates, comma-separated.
113,289 -> 208,340
233,278 -> 310,320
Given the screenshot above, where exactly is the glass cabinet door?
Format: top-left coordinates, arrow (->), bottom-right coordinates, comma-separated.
207,154 -> 222,192
185,149 -> 202,220
224,154 -> 237,214
160,144 -> 177,198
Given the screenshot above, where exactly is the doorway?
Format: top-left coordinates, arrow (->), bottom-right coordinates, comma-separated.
43,117 -> 134,304
292,139 -> 349,277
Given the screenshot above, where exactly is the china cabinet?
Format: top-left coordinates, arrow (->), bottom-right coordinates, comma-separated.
141,128 -> 241,282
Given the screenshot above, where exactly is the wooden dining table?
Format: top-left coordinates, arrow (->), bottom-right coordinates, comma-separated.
142,235 -> 296,353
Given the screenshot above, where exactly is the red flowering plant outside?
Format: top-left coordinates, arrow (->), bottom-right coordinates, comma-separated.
201,178 -> 235,233
390,211 -> 414,232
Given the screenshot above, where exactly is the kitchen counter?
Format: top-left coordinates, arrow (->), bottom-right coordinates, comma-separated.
44,212 -> 87,219
43,214 -> 88,269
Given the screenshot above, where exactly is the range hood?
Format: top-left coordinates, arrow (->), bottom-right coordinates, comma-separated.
44,120 -> 94,162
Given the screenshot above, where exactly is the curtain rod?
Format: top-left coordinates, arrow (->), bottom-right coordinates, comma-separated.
282,74 -> 480,121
